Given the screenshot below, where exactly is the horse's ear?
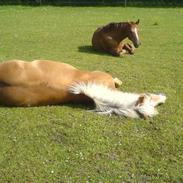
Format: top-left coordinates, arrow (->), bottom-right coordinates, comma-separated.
135,94 -> 145,106
136,19 -> 140,25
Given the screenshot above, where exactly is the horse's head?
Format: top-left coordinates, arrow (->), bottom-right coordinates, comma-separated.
127,19 -> 141,48
135,93 -> 167,118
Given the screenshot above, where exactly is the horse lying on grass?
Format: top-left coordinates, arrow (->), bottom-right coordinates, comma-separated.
0,60 -> 166,118
0,60 -> 121,106
92,20 -> 140,57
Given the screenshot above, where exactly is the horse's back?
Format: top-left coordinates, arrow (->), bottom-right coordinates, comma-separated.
92,27 -> 108,51
0,59 -> 77,74
0,60 -> 78,87
92,27 -> 101,50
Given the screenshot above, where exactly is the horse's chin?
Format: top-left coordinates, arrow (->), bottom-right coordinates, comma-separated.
134,44 -> 139,48
136,105 -> 158,118
133,42 -> 141,48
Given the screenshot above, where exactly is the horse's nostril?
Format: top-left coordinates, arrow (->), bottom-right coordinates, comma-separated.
134,44 -> 139,48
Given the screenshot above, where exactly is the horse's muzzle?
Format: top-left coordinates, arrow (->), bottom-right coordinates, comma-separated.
134,42 -> 141,48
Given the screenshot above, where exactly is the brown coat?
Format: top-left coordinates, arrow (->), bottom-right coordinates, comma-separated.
92,20 -> 140,56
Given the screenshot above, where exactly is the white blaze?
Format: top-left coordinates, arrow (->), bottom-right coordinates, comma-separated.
134,27 -> 139,42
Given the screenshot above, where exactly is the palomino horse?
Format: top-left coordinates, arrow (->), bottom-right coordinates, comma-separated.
0,60 -> 121,107
0,60 -> 166,118
92,20 -> 141,56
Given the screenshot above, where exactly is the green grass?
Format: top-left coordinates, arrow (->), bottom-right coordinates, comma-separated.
0,6 -> 183,183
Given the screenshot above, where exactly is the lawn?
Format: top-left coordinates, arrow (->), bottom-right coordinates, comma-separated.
0,6 -> 182,183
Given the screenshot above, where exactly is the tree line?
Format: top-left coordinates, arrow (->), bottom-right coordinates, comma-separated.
0,0 -> 182,6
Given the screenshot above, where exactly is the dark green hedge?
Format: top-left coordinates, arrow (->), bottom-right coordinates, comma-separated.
0,0 -> 182,6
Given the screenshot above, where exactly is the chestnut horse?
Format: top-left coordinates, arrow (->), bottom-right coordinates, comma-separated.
0,60 -> 121,107
92,20 -> 140,56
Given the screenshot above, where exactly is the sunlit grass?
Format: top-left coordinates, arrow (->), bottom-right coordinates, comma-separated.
0,6 -> 182,182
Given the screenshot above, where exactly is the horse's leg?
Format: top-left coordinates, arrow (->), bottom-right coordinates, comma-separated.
123,43 -> 135,54
0,86 -> 37,106
102,36 -> 124,56
117,42 -> 128,57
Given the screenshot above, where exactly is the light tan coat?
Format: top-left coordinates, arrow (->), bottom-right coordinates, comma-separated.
0,60 -> 121,106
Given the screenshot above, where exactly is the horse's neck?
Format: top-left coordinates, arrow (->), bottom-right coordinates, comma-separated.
110,24 -> 128,41
76,71 -> 115,89
117,92 -> 139,107
75,70 -> 96,83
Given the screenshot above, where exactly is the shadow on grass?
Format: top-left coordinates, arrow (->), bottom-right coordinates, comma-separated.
65,103 -> 94,111
78,45 -> 95,54
78,45 -> 112,57
65,98 -> 95,111
0,100 -> 95,111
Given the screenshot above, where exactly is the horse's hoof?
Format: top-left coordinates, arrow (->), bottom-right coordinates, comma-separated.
129,51 -> 135,55
119,54 -> 125,57
119,50 -> 127,57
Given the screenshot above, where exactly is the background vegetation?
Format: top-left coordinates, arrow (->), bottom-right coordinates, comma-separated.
0,6 -> 182,183
0,0 -> 183,6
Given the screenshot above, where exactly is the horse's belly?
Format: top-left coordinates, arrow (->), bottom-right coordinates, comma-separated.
0,85 -> 71,107
0,85 -> 93,107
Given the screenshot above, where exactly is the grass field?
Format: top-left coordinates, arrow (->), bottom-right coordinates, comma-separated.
0,6 -> 182,183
